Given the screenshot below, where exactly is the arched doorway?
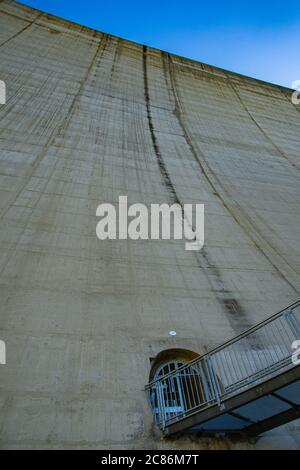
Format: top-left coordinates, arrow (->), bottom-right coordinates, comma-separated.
149,349 -> 215,427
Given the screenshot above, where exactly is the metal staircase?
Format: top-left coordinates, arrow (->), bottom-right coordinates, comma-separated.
146,300 -> 300,436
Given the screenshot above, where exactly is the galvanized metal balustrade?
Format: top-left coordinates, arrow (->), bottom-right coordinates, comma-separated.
146,300 -> 300,436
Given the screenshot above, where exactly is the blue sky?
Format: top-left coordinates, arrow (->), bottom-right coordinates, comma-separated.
22,0 -> 300,88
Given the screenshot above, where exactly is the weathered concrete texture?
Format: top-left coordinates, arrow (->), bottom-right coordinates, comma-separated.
0,0 -> 300,449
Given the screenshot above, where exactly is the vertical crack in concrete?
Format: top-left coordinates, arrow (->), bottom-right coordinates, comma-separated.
164,52 -> 299,295
142,45 -> 181,206
109,38 -> 121,81
143,45 -> 252,334
61,33 -> 109,134
229,81 -> 300,171
162,53 -> 254,331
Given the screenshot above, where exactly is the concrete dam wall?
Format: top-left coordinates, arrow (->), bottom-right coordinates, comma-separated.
0,0 -> 300,449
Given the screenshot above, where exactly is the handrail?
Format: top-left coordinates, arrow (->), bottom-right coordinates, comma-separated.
146,299 -> 300,388
146,299 -> 300,429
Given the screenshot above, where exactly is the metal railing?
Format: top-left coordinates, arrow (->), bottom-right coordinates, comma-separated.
146,300 -> 300,429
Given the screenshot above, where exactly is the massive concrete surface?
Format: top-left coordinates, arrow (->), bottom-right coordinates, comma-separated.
0,0 -> 300,449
